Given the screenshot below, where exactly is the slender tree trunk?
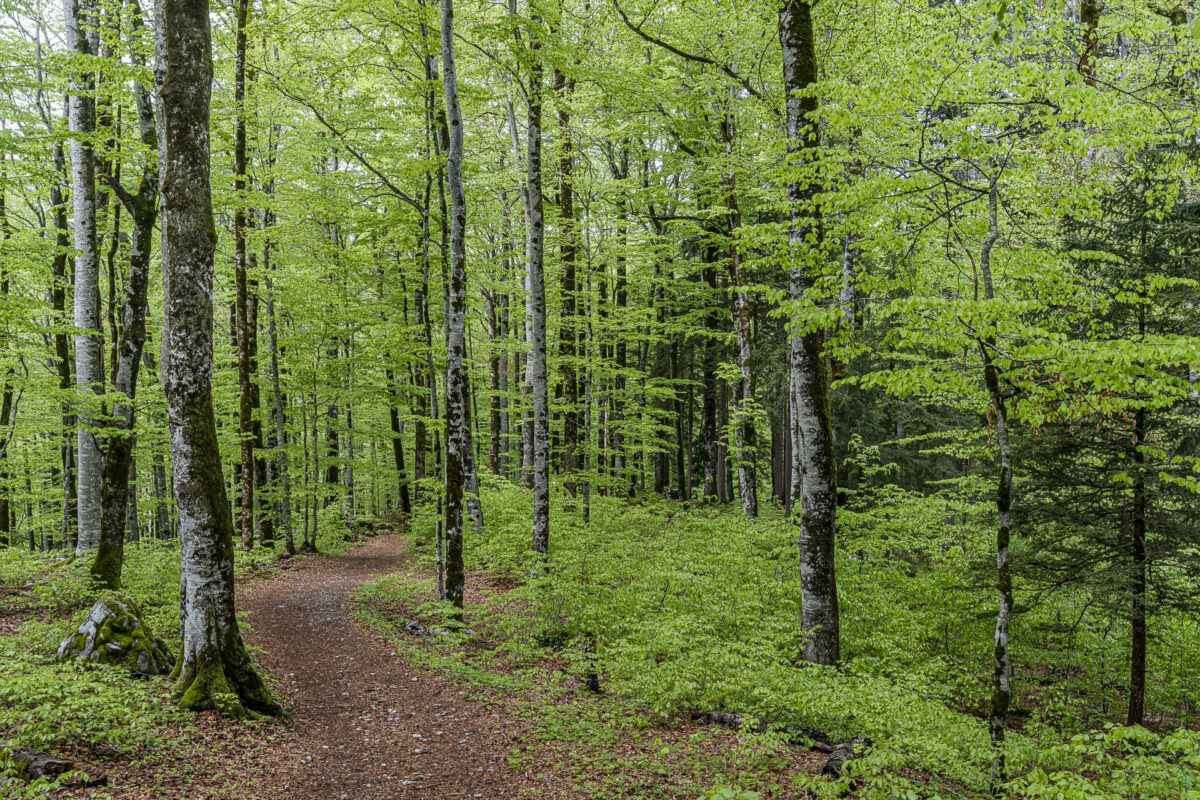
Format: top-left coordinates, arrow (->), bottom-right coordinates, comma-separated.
265,267 -> 294,555
158,0 -> 279,716
126,454 -> 139,541
49,137 -> 77,549
555,68 -> 579,493
92,165 -> 157,587
1128,263 -> 1148,726
673,333 -> 687,501
701,262 -> 720,499
487,293 -> 502,476
723,111 -> 757,518
780,0 -> 839,666
232,0 -> 255,549
0,181 -> 11,547
611,157 -> 629,493
386,369 -> 412,517
440,0 -> 468,608
1079,0 -> 1102,87
1128,405 -> 1147,727
93,16 -> 159,579
526,18 -> 550,555
250,283 -> 272,546
142,349 -> 173,539
64,0 -> 103,554
974,184 -> 1012,790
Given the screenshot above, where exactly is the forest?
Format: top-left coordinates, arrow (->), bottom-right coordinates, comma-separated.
1,0 -> 1200,795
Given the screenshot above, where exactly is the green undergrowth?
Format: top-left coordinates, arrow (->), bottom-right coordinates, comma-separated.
355,571 -> 829,799
0,513 -> 360,795
360,477 -> 1200,799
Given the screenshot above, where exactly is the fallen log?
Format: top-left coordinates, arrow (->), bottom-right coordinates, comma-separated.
821,735 -> 872,778
689,711 -> 833,751
3,746 -> 107,787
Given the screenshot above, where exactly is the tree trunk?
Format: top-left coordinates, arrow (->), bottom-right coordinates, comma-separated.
126,454 -> 139,541
441,0 -> 468,608
157,0 -> 279,717
64,0 -> 103,554
780,0 -> 839,666
700,259 -> 720,499
975,185 -> 1012,790
555,68 -> 579,493
0,179 -> 11,547
527,20 -> 550,555
486,293 -> 502,476
265,267 -> 294,555
723,111 -> 757,518
386,369 -> 412,517
92,163 -> 157,587
611,154 -> 629,494
50,138 -> 77,549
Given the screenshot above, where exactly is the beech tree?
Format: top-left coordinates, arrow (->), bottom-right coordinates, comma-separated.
62,0 -> 102,554
780,0 -> 839,666
157,0 -> 278,716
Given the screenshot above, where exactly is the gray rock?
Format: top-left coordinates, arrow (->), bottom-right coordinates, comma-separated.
56,592 -> 175,675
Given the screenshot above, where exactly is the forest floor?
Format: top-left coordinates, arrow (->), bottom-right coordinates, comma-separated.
236,531 -> 537,799
10,527 -> 826,800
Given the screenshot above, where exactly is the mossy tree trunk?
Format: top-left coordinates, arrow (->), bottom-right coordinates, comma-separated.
92,168 -> 157,588
93,30 -> 158,586
157,0 -> 279,718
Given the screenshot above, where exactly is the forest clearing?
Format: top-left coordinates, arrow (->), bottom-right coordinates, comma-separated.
2,0 -> 1200,796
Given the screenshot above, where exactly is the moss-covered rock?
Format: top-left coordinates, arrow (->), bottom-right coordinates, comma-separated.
56,593 -> 175,675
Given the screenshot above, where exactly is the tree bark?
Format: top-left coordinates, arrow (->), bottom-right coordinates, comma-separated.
723,111 -> 757,518
441,0 -> 468,608
527,18 -> 550,555
158,0 -> 279,716
92,161 -> 157,587
1128,405 -> 1147,726
780,0 -> 839,666
556,68 -> 579,493
386,369 -> 412,517
700,261 -> 720,499
975,184 -> 1012,790
93,13 -> 158,581
0,176 -> 11,547
64,0 -> 103,554
265,267 -> 294,555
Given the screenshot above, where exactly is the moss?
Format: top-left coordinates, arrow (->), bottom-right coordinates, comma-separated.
172,658 -> 248,720
89,547 -> 124,591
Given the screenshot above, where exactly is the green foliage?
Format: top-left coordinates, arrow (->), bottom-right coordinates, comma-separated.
0,641 -> 186,756
390,478 -> 1200,796
1014,725 -> 1200,800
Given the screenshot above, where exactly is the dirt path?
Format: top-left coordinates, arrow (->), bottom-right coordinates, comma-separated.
240,533 -> 523,800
